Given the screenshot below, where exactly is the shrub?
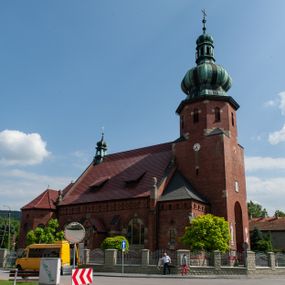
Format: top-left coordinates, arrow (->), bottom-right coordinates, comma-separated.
181,214 -> 230,252
101,235 -> 129,251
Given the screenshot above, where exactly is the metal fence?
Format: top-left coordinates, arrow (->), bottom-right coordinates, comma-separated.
275,252 -> 285,267
189,251 -> 214,266
87,248 -> 285,269
149,249 -> 177,266
255,252 -> 269,267
221,251 -> 245,267
89,248 -> 104,264
117,249 -> 141,265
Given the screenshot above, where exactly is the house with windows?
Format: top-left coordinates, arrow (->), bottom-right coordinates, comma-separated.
19,16 -> 249,251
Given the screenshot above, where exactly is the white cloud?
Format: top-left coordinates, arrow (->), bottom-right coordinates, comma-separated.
0,169 -> 73,210
246,175 -> 285,216
268,123 -> 285,145
71,150 -> 92,169
264,92 -> 285,145
245,156 -> 285,215
264,99 -> 277,107
245,156 -> 285,171
265,91 -> 285,114
0,130 -> 50,166
278,91 -> 285,115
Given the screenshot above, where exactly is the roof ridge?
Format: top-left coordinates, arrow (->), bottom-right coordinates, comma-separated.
105,141 -> 172,159
21,188 -> 56,210
34,189 -> 49,209
47,189 -> 57,209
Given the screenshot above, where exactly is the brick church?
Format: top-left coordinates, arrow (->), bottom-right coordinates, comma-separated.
19,16 -> 249,251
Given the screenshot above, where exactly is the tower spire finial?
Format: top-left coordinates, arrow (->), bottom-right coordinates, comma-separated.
93,128 -> 107,165
202,9 -> 207,34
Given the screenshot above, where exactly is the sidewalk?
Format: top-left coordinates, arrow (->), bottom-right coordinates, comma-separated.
0,269 -> 249,281
92,272 -> 248,279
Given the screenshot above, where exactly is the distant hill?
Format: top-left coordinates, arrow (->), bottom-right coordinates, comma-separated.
0,210 -> 21,220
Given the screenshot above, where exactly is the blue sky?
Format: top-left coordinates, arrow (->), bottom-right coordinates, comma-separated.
1,0 -> 285,214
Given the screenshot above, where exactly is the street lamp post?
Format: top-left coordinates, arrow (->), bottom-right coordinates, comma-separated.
3,205 -> 11,252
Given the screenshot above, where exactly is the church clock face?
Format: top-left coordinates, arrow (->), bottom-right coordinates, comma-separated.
193,143 -> 201,152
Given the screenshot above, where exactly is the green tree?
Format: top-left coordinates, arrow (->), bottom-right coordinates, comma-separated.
26,219 -> 64,245
274,210 -> 285,217
0,217 -> 20,249
247,201 -> 268,218
250,227 -> 263,250
181,214 -> 230,252
250,227 -> 273,252
256,239 -> 273,252
101,236 -> 129,252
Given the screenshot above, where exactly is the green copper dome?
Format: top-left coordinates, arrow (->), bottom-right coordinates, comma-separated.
181,62 -> 232,97
196,33 -> 214,46
181,15 -> 232,98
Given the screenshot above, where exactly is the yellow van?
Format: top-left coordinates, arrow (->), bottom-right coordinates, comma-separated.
16,240 -> 70,271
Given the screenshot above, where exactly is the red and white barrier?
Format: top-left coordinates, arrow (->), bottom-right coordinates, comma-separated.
72,268 -> 93,285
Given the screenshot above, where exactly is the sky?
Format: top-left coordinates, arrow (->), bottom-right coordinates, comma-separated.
1,0 -> 285,215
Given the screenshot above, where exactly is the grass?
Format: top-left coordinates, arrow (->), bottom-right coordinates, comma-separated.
0,281 -> 37,284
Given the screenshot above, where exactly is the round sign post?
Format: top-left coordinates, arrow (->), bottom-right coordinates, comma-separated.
64,222 -> 85,269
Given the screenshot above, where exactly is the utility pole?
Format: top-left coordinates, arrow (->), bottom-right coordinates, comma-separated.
3,205 -> 11,251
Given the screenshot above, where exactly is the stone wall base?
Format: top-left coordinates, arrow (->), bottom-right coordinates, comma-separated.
86,264 -> 250,275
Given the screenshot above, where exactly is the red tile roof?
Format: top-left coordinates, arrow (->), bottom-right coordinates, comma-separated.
249,217 -> 285,231
21,189 -> 59,210
60,142 -> 173,206
62,182 -> 74,196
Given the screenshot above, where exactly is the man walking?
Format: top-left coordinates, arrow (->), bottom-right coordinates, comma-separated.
162,252 -> 171,275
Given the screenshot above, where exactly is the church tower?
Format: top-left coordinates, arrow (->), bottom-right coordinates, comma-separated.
175,13 -> 249,250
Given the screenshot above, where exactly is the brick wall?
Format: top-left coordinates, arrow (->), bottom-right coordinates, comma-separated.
175,98 -> 249,250
18,209 -> 56,248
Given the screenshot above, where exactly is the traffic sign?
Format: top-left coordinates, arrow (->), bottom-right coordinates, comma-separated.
121,240 -> 127,274
72,268 -> 93,285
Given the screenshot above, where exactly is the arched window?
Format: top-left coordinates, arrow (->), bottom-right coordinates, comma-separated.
207,46 -> 211,55
193,109 -> 199,123
234,202 -> 244,251
214,107 -> 221,122
127,217 -> 144,245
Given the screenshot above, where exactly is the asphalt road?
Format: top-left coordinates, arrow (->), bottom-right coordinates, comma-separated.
73,275 -> 285,285
1,270 -> 285,285
86,276 -> 285,285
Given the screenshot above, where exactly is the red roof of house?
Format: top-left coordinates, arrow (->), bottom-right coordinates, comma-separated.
21,182 -> 75,210
249,217 -> 285,231
59,142 -> 173,206
21,189 -> 59,210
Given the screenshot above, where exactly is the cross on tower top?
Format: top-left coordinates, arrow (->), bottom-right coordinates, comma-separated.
202,9 -> 207,34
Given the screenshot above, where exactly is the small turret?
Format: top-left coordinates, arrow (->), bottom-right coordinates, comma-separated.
93,132 -> 107,165
56,190 -> 63,204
